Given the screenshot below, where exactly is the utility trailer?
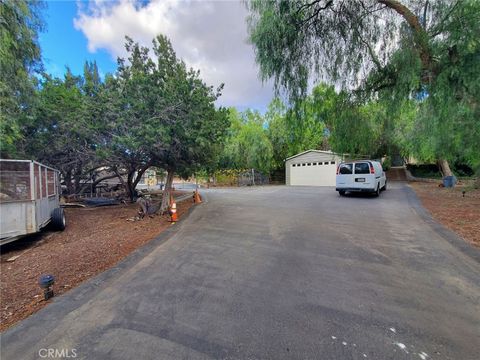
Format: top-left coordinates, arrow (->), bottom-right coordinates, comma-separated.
0,160 -> 65,245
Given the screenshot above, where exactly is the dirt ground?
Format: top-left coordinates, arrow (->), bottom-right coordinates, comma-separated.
0,197 -> 194,331
410,181 -> 480,247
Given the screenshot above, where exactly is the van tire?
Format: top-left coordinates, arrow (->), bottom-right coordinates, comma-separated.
339,190 -> 346,196
382,181 -> 387,191
51,208 -> 66,231
374,185 -> 380,197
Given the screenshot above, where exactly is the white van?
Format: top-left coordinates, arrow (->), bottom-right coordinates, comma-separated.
336,160 -> 387,196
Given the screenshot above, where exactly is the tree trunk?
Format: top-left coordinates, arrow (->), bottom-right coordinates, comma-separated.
160,169 -> 175,213
123,165 -> 150,202
64,170 -> 73,195
437,158 -> 453,177
73,168 -> 83,194
126,170 -> 136,202
132,166 -> 149,191
114,168 -> 128,194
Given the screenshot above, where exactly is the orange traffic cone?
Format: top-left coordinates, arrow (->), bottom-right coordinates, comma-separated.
169,194 -> 178,222
193,189 -> 202,204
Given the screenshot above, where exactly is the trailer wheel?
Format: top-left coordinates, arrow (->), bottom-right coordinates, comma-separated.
51,208 -> 66,231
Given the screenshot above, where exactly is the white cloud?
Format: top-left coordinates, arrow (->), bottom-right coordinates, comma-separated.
73,0 -> 274,110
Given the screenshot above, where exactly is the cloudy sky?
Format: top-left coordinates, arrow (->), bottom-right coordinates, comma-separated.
39,0 -> 275,111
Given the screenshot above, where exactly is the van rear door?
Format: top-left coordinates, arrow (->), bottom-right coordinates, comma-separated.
336,163 -> 354,189
354,162 -> 375,190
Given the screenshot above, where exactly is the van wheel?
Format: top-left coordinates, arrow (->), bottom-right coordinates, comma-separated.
382,181 -> 387,191
51,208 -> 66,231
375,185 -> 380,197
339,190 -> 346,196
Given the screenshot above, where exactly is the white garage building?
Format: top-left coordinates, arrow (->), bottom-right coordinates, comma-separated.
285,150 -> 344,186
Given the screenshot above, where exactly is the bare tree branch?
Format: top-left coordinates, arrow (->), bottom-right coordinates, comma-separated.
298,0 -> 334,27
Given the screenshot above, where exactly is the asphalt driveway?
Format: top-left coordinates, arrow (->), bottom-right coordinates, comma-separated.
1,184 -> 479,359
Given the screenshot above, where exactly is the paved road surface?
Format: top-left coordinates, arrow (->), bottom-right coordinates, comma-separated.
1,184 -> 479,359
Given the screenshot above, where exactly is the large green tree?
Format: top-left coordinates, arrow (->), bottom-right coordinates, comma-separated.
101,37 -> 162,200
265,98 -> 289,170
221,108 -> 273,174
248,0 -> 480,176
106,36 -> 229,209
287,84 -> 336,153
21,69 -> 100,194
327,95 -> 390,158
0,0 -> 45,156
266,85 -> 340,170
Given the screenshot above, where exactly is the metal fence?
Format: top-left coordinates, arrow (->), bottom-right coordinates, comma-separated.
237,169 -> 269,186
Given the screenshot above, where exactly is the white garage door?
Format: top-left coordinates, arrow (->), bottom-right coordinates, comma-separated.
290,161 -> 337,186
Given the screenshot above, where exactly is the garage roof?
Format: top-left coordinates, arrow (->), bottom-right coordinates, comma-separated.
285,150 -> 342,162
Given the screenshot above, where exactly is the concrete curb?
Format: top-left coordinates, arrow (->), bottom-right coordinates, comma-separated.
1,201 -> 201,337
175,193 -> 194,203
405,184 -> 480,263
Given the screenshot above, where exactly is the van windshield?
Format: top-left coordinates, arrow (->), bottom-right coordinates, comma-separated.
354,163 -> 370,174
339,163 -> 353,174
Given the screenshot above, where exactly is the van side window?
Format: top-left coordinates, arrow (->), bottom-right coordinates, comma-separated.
354,163 -> 370,174
339,164 -> 353,174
